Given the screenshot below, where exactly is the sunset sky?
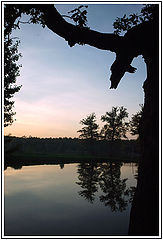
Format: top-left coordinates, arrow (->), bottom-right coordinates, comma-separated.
4,3 -> 146,138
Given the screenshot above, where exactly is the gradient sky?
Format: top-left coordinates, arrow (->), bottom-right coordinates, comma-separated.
4,3 -> 146,138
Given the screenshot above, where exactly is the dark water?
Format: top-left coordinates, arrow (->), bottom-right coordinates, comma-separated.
4,162 -> 137,236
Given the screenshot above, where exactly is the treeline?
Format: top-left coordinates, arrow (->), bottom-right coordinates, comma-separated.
5,135 -> 140,162
5,105 -> 143,164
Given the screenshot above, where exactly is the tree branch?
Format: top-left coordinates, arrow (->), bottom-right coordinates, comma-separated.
36,4 -> 123,52
4,4 -> 158,90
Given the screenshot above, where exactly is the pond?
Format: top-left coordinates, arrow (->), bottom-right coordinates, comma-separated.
4,162 -> 137,236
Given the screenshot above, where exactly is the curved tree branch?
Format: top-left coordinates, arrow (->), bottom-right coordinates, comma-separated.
35,4 -> 123,52
4,4 -> 158,90
110,19 -> 158,88
34,5 -> 158,89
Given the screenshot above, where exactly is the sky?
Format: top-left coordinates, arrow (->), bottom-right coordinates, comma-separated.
4,3 -> 146,138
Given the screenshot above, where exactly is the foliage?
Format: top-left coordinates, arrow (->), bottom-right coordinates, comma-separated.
4,4 -> 45,35
4,36 -> 22,127
78,113 -> 99,140
4,4 -> 154,127
67,5 -> 88,28
4,4 -> 46,126
101,106 -> 129,141
4,4 -> 88,126
4,5 -> 22,127
130,104 -> 143,136
4,135 -> 140,163
62,5 -> 89,46
113,4 -> 157,35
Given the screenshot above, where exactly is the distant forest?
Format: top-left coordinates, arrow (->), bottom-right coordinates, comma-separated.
4,106 -> 142,168
5,135 -> 140,165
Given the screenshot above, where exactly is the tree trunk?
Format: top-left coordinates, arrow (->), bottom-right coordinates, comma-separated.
128,39 -> 159,235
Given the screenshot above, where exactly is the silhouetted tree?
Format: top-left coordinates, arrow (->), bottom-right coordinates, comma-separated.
77,113 -> 99,140
4,15 -> 22,126
101,106 -> 129,141
4,4 -> 159,235
113,4 -> 156,35
113,5 -> 159,235
62,5 -> 88,28
130,104 -> 143,137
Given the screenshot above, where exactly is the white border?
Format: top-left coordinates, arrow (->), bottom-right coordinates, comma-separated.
1,1 -> 162,239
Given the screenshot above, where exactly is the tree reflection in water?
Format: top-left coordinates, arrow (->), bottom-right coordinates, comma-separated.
98,162 -> 129,212
76,163 -> 99,203
76,162 -> 136,211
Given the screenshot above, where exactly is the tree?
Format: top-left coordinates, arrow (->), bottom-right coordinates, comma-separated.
4,5 -> 46,126
101,106 -> 129,141
4,39 -> 22,127
77,113 -> 99,140
130,105 -> 143,137
113,4 -> 157,35
4,5 -> 22,126
3,4 -> 88,126
3,3 -> 159,235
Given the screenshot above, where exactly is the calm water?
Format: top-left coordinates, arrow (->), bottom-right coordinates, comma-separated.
4,162 -> 137,236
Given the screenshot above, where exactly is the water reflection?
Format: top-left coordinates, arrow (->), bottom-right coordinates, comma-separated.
76,163 -> 99,203
4,162 -> 137,236
59,163 -> 64,169
4,160 -> 22,170
76,162 -> 136,211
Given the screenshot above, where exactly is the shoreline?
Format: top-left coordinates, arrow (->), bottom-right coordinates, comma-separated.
4,152 -> 138,170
